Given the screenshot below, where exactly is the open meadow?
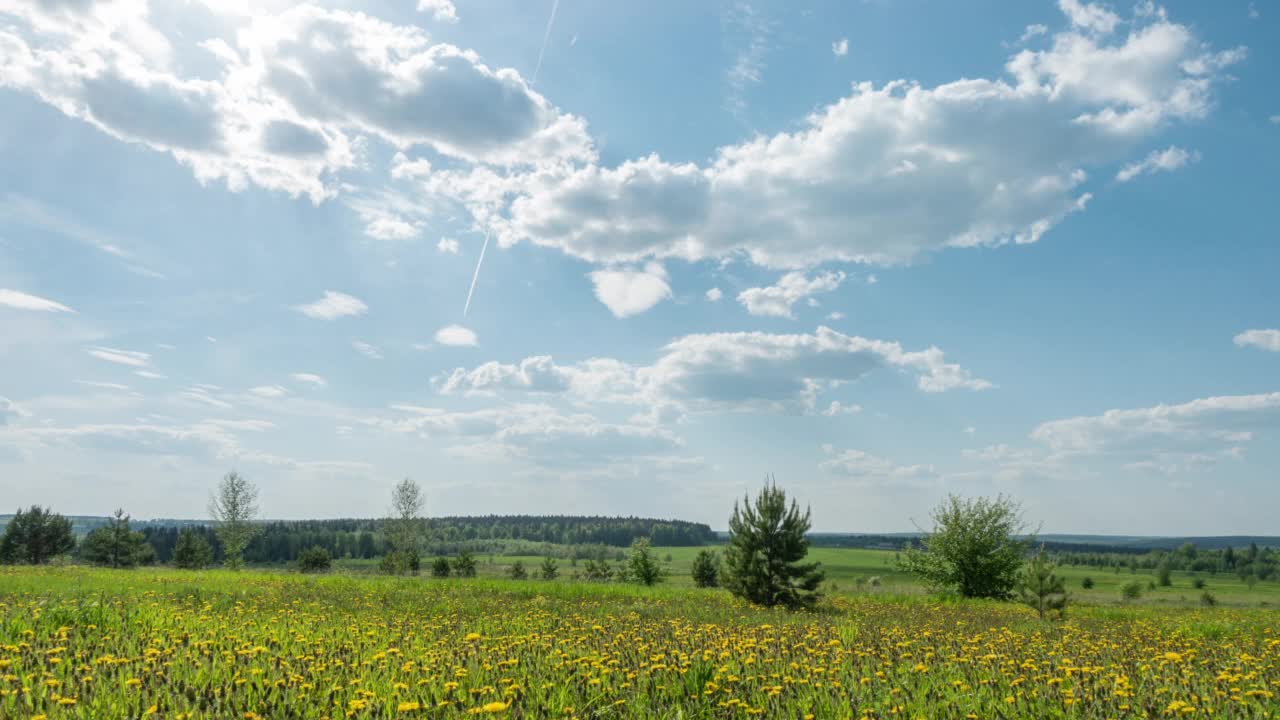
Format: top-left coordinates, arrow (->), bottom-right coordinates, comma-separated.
3,554 -> 1279,719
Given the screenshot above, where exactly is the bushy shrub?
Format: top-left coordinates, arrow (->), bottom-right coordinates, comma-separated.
297,546 -> 331,573
1081,576 -> 1095,590
431,557 -> 451,578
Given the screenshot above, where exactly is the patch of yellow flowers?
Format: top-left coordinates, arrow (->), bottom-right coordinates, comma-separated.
1,567 -> 1278,718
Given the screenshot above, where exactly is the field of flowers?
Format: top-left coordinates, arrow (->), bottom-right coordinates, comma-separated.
1,567 -> 1278,719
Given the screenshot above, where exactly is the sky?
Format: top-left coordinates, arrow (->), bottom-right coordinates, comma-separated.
1,0 -> 1278,534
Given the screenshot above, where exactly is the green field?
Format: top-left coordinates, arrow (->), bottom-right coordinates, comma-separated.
353,545 -> 1280,608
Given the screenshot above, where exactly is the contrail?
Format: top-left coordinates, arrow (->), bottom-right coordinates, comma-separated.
531,0 -> 560,84
462,229 -> 491,317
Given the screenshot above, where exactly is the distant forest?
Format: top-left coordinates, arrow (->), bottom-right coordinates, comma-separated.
139,515 -> 717,564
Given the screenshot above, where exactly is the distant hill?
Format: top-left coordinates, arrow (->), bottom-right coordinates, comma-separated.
803,532 -> 1280,553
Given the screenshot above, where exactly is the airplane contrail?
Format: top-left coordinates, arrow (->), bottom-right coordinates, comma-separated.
531,0 -> 560,84
462,229 -> 491,317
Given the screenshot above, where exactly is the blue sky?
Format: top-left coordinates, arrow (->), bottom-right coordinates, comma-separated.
1,0 -> 1277,533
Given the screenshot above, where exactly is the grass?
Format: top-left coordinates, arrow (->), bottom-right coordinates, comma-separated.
2,564 -> 1278,718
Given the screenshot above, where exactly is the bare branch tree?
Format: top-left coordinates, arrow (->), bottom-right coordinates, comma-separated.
209,471 -> 259,571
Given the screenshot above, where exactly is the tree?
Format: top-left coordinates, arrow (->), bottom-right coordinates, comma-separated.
297,546 -> 332,573
172,529 -> 214,570
1015,547 -> 1068,620
431,557 -> 451,578
692,549 -> 721,588
81,509 -> 150,568
452,550 -> 477,578
1156,560 -> 1173,587
209,471 -> 259,570
627,537 -> 662,586
899,494 -> 1030,599
722,482 -> 824,609
384,478 -> 424,575
508,560 -> 527,580
540,556 -> 559,580
1120,580 -> 1143,601
1081,576 -> 1095,590
0,505 -> 75,564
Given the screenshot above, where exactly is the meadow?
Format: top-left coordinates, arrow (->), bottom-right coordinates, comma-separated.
3,553 -> 1279,719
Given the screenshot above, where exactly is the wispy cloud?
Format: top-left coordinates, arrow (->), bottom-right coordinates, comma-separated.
87,347 -> 151,367
532,0 -> 561,84
352,340 -> 383,359
1116,146 -> 1199,182
0,288 -> 75,313
832,38 -> 848,56
723,2 -> 773,119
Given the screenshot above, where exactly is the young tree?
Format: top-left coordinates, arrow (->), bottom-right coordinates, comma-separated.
172,529 -> 214,570
899,494 -> 1030,599
452,550 -> 477,578
1081,576 -> 1095,590
508,560 -> 527,580
0,505 -> 75,564
384,478 -> 424,575
627,537 -> 662,586
691,549 -> 721,588
1156,560 -> 1173,587
431,557 -> 452,578
723,481 -> 824,609
1120,580 -> 1144,601
81,509 -> 150,568
1015,547 -> 1068,620
540,555 -> 559,580
209,471 -> 259,570
297,546 -> 332,573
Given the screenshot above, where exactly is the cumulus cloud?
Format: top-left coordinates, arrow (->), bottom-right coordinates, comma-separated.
87,346 -> 151,367
439,326 -> 990,417
1115,146 -> 1198,182
1058,0 -> 1121,35
737,271 -> 845,318
1031,392 -> 1280,456
294,291 -> 367,320
434,324 -> 478,347
589,262 -> 672,318
0,2 -> 590,202
416,0 -> 458,23
832,38 -> 848,57
291,373 -> 327,386
0,288 -> 75,313
705,287 -> 723,302
363,216 -> 419,240
490,3 -> 1241,270
1233,329 -> 1280,352
437,237 -> 460,254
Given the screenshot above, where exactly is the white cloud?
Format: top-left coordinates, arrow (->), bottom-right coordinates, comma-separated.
391,152 -> 433,180
0,3 -> 591,203
705,287 -> 723,302
1058,0 -> 1121,35
826,311 -> 844,321
416,0 -> 458,23
294,291 -> 367,320
364,216 -> 419,240
1234,329 -> 1280,352
589,262 -> 672,318
291,373 -> 328,386
134,370 -> 167,380
434,324 -> 478,347
832,38 -> 848,57
0,396 -> 29,425
737,271 -> 845,318
1115,145 -> 1198,182
250,385 -> 290,398
439,326 -> 990,417
351,340 -> 383,359
437,237 -> 460,254
1019,24 -> 1050,43
0,288 -> 75,313
75,381 -> 132,391
819,445 -> 938,486
493,4 -> 1240,270
1031,392 -> 1280,456
87,346 -> 151,367
821,401 -> 861,416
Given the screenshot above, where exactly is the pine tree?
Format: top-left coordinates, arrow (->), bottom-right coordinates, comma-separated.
172,529 -> 214,570
81,509 -> 150,568
1016,546 -> 1068,620
540,555 -> 559,580
627,537 -> 662,586
722,480 -> 824,609
692,549 -> 721,588
0,506 -> 75,564
452,550 -> 477,578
